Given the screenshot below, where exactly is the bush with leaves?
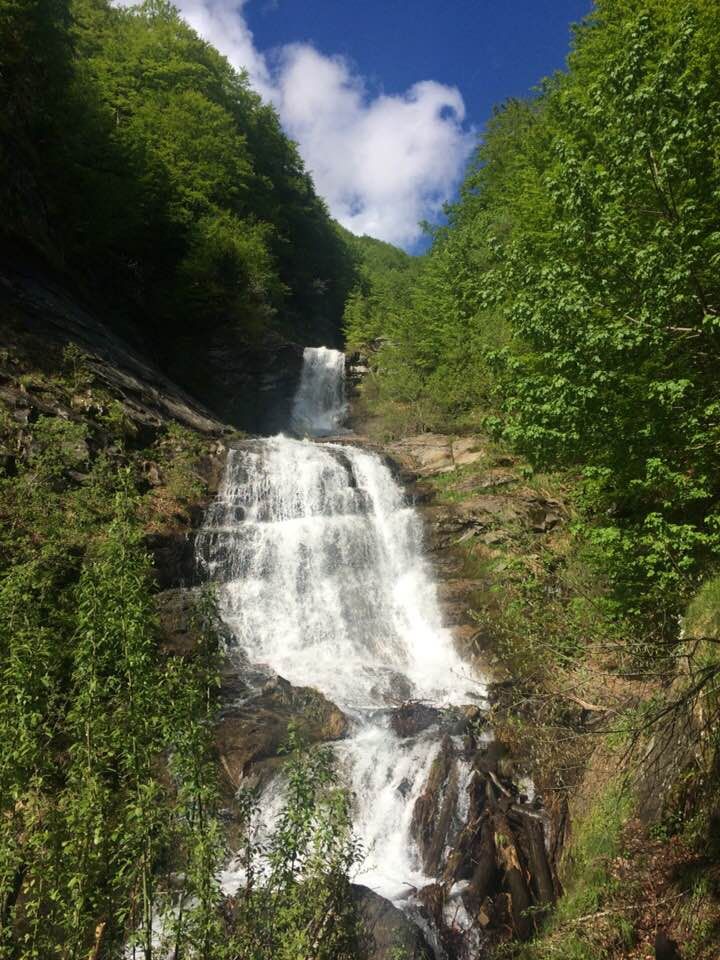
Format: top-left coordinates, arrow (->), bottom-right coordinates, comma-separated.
227,730 -> 361,960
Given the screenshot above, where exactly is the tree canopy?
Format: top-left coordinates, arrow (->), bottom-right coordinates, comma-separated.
0,0 -> 357,353
358,0 -> 720,623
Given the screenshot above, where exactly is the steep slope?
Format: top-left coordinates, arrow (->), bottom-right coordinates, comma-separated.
1,0 -> 358,419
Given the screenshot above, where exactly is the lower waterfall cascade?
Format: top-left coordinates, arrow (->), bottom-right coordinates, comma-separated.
197,346 -> 494,954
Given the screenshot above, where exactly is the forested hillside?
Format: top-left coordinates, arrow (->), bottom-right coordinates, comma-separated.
341,230 -> 422,347
1,0 -> 356,372
348,0 -> 720,955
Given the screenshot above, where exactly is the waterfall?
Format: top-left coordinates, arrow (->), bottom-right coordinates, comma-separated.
290,345 -> 347,437
199,346 -> 484,910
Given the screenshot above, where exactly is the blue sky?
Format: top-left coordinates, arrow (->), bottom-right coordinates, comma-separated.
164,0 -> 591,249
247,1 -> 590,138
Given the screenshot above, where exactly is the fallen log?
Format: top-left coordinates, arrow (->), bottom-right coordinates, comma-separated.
493,812 -> 534,941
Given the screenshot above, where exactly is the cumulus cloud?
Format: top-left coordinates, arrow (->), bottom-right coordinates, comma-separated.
121,0 -> 474,247
274,45 -> 472,246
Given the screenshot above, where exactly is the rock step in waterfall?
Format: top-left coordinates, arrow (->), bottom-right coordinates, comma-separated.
197,346 -> 557,958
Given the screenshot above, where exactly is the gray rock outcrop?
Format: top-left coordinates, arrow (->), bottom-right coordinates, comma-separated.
353,885 -> 434,960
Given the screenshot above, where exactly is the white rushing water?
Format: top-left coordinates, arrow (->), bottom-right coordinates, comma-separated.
290,345 -> 347,437
200,346 -> 483,903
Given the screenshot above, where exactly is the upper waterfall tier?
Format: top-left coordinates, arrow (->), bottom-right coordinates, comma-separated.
290,345 -> 347,437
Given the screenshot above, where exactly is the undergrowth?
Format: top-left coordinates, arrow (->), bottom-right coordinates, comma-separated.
0,344 -> 363,956
501,780 -> 633,960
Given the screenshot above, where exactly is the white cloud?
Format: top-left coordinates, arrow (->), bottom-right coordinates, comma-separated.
274,46 -> 472,247
120,0 -> 474,248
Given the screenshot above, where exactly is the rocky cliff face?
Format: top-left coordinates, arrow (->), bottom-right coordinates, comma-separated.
1,256 -> 315,437
1,260 -> 226,439
166,321 -> 306,433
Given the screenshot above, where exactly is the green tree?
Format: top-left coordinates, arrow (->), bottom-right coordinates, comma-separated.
364,0 -> 720,622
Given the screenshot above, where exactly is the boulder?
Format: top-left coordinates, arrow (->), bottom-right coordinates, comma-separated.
412,735 -> 460,875
451,437 -> 484,467
459,496 -> 524,526
156,587 -> 202,656
451,623 -> 495,655
523,496 -> 564,533
216,674 -> 347,795
389,701 -> 443,738
387,434 -> 454,476
345,352 -> 370,396
386,434 -> 487,475
455,469 -> 517,493
147,530 -> 199,589
389,702 -> 485,743
435,579 -> 486,602
417,883 -> 445,935
423,498 -> 519,552
424,492 -> 565,556
353,886 -> 434,960
169,324 -> 305,433
436,579 -> 489,628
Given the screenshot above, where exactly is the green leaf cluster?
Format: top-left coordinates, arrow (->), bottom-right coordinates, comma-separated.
0,417 -> 214,956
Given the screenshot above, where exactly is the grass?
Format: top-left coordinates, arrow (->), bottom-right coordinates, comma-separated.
426,463 -> 484,502
506,779 -> 634,960
684,573 -> 720,640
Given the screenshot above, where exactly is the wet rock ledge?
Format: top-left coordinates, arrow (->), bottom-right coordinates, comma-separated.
408,722 -> 560,955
